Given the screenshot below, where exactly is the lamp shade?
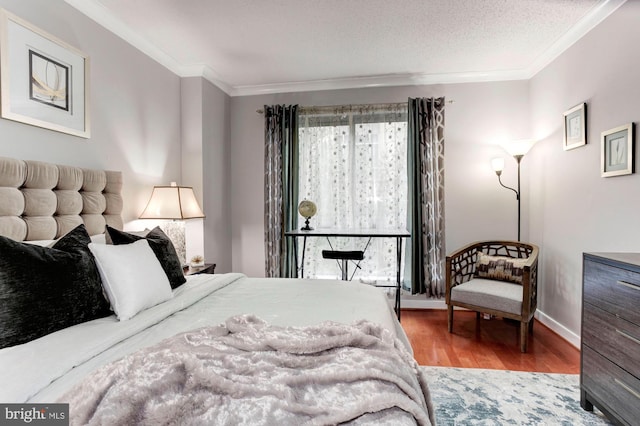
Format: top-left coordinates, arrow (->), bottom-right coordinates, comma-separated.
491,157 -> 505,172
139,183 -> 205,220
502,139 -> 537,157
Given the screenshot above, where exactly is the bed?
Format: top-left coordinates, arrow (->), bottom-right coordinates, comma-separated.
0,156 -> 433,425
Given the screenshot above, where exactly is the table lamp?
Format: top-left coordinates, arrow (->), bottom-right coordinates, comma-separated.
139,182 -> 205,264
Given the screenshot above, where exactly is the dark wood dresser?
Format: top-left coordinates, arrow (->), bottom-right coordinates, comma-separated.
581,253 -> 640,426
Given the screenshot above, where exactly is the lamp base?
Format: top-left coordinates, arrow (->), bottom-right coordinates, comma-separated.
161,220 -> 186,265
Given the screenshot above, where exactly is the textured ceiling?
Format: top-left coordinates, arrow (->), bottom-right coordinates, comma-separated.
66,0 -> 625,95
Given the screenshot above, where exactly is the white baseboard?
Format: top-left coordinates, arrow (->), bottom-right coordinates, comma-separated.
534,309 -> 581,349
400,296 -> 581,349
401,297 -> 447,309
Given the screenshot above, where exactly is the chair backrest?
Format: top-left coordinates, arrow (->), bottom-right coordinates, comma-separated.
476,241 -> 535,259
447,240 -> 539,287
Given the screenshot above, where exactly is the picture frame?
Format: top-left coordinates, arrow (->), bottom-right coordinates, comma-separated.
601,123 -> 634,178
0,9 -> 90,138
563,102 -> 586,150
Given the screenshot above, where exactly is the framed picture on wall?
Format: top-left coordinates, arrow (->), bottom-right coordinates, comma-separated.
601,123 -> 634,177
0,9 -> 90,138
563,102 -> 586,150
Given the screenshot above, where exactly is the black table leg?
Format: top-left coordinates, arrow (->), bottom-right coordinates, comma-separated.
300,236 -> 307,278
292,235 -> 299,278
396,236 -> 402,321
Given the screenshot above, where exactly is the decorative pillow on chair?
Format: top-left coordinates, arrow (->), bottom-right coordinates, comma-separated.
475,252 -> 527,285
0,224 -> 111,349
106,225 -> 186,289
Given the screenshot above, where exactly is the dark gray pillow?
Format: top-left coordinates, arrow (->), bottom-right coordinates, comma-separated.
0,224 -> 111,349
106,225 -> 186,289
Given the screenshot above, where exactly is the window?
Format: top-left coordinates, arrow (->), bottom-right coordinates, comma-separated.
297,105 -> 408,282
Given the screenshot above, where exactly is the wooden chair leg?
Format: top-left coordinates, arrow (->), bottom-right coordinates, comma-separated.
520,321 -> 529,353
447,305 -> 454,332
529,318 -> 534,334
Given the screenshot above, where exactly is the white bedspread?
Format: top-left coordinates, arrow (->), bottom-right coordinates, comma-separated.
0,273 -> 409,403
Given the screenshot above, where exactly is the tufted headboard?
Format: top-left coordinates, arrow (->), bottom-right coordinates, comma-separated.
0,156 -> 124,241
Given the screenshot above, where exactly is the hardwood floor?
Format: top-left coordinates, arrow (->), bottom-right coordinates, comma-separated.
400,309 -> 581,374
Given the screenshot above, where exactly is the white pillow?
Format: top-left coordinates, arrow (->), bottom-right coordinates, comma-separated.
88,240 -> 173,321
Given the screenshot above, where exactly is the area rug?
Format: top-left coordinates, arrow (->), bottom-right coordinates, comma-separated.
422,366 -> 613,425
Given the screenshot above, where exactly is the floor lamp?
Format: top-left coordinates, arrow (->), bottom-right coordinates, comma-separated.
490,140 -> 536,242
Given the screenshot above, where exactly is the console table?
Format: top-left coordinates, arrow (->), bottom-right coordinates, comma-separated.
581,252 -> 640,425
285,229 -> 410,320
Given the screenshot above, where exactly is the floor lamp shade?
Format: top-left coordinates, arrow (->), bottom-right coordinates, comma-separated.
491,158 -> 505,173
139,183 -> 205,220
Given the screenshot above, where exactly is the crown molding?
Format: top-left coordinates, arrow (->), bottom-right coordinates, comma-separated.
64,0 -> 182,75
179,64 -> 233,94
525,0 -> 627,77
66,0 -> 626,97
228,69 -> 531,97
64,0 -> 235,94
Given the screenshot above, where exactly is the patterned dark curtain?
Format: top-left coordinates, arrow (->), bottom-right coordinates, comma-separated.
406,97 -> 446,296
264,105 -> 299,278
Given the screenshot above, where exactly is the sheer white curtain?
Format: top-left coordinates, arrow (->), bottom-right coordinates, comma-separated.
297,104 -> 407,282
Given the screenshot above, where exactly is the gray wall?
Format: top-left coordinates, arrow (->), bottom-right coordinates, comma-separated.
180,78 -> 205,266
527,0 -> 640,343
0,0 -> 182,227
202,78 -> 232,273
181,77 -> 231,272
230,82 -> 531,277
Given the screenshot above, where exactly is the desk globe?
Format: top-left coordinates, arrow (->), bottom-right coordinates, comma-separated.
298,200 -> 317,231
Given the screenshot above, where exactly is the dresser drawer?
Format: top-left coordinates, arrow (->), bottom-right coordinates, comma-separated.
582,346 -> 640,426
582,303 -> 640,377
583,259 -> 640,325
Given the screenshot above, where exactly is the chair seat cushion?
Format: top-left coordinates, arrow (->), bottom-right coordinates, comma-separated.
450,278 -> 522,315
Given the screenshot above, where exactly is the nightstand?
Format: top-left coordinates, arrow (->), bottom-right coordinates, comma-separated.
184,263 -> 216,276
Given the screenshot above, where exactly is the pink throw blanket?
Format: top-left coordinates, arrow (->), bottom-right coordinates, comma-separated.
60,315 -> 434,425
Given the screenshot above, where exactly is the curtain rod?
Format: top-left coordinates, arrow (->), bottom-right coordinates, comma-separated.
256,99 -> 454,114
